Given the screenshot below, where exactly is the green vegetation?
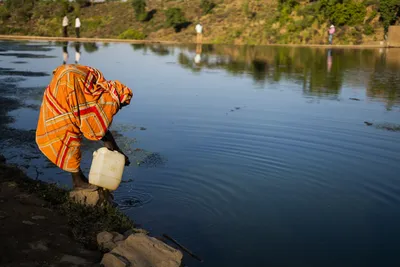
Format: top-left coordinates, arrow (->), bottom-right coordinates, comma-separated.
1,162 -> 135,248
164,8 -> 189,32
119,28 -> 146,40
379,0 -> 400,34
265,0 -> 390,44
75,0 -> 91,8
364,24 -> 375,35
0,0 -> 398,44
131,0 -> 147,21
200,0 -> 216,15
0,6 -> 10,21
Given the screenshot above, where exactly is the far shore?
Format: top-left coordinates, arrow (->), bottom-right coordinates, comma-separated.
0,34 -> 397,48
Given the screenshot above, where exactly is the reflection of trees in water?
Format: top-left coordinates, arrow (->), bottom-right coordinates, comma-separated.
131,44 -> 147,52
149,45 -> 171,56
83,43 -> 99,53
130,43 -> 399,103
367,50 -> 400,110
175,45 -> 399,101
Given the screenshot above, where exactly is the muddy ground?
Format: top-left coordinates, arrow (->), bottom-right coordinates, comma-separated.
0,155 -> 138,267
0,159 -> 101,266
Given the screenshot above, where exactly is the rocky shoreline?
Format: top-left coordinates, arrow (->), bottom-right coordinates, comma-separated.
0,155 -> 183,267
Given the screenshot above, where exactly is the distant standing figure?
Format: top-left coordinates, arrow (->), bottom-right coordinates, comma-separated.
62,15 -> 69,37
75,16 -> 81,38
328,24 -> 335,45
195,23 -> 203,44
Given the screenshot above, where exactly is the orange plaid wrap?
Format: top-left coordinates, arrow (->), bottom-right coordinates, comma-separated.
35,65 -> 133,172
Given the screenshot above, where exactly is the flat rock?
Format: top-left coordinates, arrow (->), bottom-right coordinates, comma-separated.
98,231 -> 114,244
111,232 -> 125,242
97,231 -> 118,252
69,188 -> 100,206
69,187 -> 113,206
101,233 -> 183,267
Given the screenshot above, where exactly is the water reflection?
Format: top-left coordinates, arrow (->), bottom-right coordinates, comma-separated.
83,42 -> 99,54
327,49 -> 332,73
367,48 -> 400,110
62,41 -> 82,64
62,41 -> 68,64
74,42 -> 81,64
194,43 -> 202,64
126,44 -> 400,106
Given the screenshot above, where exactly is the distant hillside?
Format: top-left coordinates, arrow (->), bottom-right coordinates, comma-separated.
0,0 -> 399,45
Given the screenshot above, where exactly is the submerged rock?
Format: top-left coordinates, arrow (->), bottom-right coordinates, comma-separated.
101,233 -> 183,267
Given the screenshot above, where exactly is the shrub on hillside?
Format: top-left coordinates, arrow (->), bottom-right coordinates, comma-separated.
330,1 -> 366,26
164,8 -> 189,32
316,0 -> 366,26
0,6 -> 10,21
4,0 -> 36,20
364,24 -> 375,35
132,0 -> 147,21
75,0 -> 91,8
118,29 -> 146,40
73,3 -> 81,17
200,0 -> 216,15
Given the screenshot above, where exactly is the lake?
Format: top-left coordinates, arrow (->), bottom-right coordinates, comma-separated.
1,40 -> 400,267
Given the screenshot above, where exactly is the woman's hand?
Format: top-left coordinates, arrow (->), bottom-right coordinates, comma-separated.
102,130 -> 130,166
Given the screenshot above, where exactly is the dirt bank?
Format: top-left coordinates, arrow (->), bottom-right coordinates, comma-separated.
0,155 -> 134,266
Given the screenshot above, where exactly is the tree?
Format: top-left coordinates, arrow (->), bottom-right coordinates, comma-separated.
164,8 -> 189,32
380,0 -> 400,35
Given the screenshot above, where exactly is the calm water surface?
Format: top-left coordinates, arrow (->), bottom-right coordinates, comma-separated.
1,41 -> 400,267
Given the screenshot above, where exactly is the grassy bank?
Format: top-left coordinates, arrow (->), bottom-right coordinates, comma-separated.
0,0 -> 398,45
0,156 -> 136,249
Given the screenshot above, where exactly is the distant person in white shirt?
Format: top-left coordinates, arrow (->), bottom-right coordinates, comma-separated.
195,23 -> 203,44
75,17 -> 81,38
62,15 -> 69,37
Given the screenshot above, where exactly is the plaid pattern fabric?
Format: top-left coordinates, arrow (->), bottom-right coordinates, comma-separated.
36,65 -> 132,172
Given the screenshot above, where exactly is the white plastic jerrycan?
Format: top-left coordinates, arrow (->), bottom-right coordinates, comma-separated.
88,147 -> 125,191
